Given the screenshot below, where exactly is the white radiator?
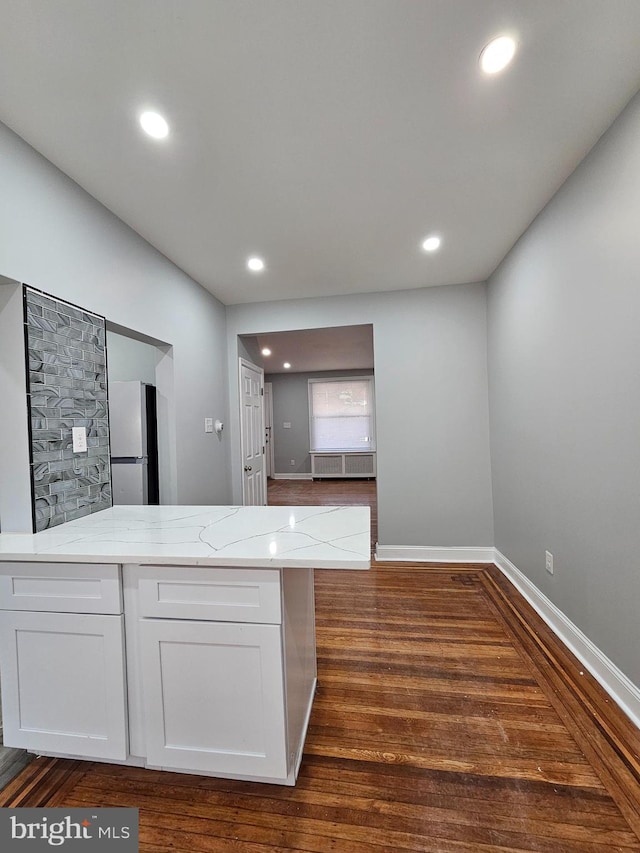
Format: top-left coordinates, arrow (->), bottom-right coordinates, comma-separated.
311,452 -> 376,478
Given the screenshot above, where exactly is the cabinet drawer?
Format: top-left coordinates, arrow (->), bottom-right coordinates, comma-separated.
0,563 -> 122,614
132,566 -> 281,624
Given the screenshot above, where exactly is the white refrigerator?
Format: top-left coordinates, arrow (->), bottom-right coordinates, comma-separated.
109,381 -> 159,505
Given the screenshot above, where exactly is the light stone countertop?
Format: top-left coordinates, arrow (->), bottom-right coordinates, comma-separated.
0,505 -> 371,569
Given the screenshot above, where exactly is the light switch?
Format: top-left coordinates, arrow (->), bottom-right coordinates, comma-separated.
283,422 -> 291,429
72,426 -> 87,452
204,418 -> 214,433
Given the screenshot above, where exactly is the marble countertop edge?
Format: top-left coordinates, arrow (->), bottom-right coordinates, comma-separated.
0,550 -> 371,569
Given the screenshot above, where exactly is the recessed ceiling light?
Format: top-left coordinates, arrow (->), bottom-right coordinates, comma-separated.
261,347 -> 272,356
283,362 -> 291,369
139,111 -> 169,139
479,36 -> 517,74
421,235 -> 441,252
247,256 -> 265,272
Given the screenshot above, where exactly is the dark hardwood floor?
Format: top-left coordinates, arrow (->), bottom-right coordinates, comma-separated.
2,479 -> 639,852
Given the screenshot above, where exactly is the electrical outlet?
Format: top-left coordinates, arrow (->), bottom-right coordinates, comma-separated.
290,459 -> 295,466
71,426 -> 87,452
545,551 -> 554,575
204,418 -> 213,433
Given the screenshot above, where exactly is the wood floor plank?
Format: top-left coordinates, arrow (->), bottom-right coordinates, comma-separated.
58,788 -> 626,853
77,766 -> 630,829
1,480 -> 639,851
0,756 -> 86,808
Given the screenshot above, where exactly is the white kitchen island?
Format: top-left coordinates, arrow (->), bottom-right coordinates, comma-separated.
0,505 -> 370,785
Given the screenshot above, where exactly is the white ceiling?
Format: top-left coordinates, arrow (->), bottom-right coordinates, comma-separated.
250,325 -> 374,374
1,1 -> 640,306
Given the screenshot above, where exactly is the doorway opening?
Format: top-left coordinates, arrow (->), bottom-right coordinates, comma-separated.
237,324 -> 376,550
106,323 -> 176,505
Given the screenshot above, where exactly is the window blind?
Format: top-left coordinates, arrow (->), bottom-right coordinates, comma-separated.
309,378 -> 375,451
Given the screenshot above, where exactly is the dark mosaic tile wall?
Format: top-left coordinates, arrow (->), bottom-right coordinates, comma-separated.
24,287 -> 111,531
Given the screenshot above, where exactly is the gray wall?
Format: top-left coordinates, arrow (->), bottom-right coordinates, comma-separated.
238,335 -> 264,367
266,370 -> 374,475
0,280 -> 31,531
106,330 -> 158,384
487,90 -> 640,685
0,120 -> 230,514
227,282 -> 494,547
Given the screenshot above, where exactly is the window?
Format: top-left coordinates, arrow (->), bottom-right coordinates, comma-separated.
308,377 -> 375,451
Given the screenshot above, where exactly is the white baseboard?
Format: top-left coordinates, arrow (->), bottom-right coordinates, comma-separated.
375,545 -> 495,563
271,473 -> 313,480
494,549 -> 640,730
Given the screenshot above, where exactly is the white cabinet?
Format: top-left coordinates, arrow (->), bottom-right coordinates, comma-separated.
0,562 -> 127,760
0,560 -> 317,785
134,565 -> 281,623
125,564 -> 317,785
0,561 -> 121,613
139,618 -> 287,778
0,609 -> 127,759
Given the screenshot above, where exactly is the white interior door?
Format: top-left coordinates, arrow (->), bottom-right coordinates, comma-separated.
239,359 -> 266,505
264,381 -> 274,480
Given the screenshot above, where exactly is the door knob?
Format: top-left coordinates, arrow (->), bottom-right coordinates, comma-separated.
244,465 -> 252,472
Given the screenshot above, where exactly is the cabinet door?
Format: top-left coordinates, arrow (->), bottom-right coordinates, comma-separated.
0,611 -> 128,760
140,619 -> 288,780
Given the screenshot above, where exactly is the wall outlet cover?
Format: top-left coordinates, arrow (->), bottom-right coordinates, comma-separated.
545,550 -> 554,575
71,426 -> 87,453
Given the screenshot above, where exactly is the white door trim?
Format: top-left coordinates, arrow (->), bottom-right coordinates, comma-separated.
264,381 -> 275,480
238,358 -> 266,506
